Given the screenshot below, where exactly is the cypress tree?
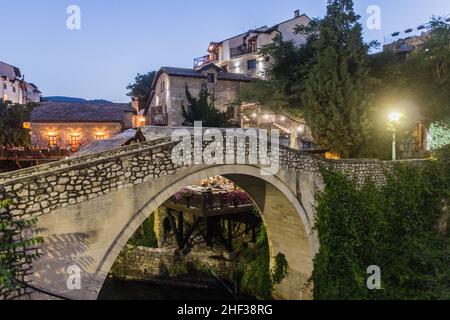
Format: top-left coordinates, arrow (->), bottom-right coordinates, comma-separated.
182,83 -> 229,127
302,0 -> 375,158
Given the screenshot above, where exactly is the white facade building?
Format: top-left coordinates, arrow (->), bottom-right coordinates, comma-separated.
0,61 -> 41,104
194,10 -> 311,78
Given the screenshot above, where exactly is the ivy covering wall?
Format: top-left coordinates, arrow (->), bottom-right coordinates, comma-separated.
428,122 -> 450,150
312,146 -> 450,300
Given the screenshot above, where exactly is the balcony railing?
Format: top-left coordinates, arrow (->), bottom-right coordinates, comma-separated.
0,146 -> 73,161
193,55 -> 213,69
230,45 -> 257,58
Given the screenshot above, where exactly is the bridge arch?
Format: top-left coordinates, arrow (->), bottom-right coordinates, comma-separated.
32,164 -> 319,300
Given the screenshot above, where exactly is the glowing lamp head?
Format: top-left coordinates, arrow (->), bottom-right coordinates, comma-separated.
251,113 -> 257,118
388,112 -> 402,123
264,114 -> 270,120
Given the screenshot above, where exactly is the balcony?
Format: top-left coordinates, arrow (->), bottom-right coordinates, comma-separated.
194,55 -> 211,69
230,45 -> 257,58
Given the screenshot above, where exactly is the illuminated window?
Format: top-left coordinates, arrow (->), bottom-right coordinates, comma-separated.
23,122 -> 31,129
48,135 -> 57,147
95,132 -> 106,141
70,134 -> 81,150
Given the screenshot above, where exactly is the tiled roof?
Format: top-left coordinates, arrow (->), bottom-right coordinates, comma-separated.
73,129 -> 137,157
159,66 -> 253,82
31,102 -> 136,123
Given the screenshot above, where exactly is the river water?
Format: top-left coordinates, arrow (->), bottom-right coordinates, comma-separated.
98,278 -> 255,301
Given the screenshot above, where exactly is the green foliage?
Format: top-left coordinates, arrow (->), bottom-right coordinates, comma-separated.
272,253 -> 289,285
234,226 -> 289,299
428,122 -> 450,150
238,30 -> 317,122
302,0 -> 376,158
0,199 -> 43,292
126,71 -> 156,110
0,100 -> 33,146
364,17 -> 450,159
128,214 -> 158,248
313,149 -> 450,299
182,83 -> 229,127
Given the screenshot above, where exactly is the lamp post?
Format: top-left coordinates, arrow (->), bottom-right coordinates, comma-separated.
388,112 -> 402,161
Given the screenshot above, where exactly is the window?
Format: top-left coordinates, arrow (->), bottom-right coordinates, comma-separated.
207,73 -> 215,83
227,106 -> 235,120
70,134 -> 81,151
48,135 -> 58,147
95,132 -> 106,141
12,86 -> 16,93
3,83 -> 6,90
247,59 -> 257,70
160,81 -> 165,92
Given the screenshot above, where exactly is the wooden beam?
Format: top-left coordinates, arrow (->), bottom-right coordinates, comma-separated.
167,210 -> 184,250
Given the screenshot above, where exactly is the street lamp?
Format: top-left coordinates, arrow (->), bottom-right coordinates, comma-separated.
388,112 -> 402,161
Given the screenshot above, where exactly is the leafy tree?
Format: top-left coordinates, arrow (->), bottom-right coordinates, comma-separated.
234,226 -> 289,299
361,17 -> 450,159
237,28 -> 318,147
182,83 -> 229,127
128,215 -> 158,248
313,147 -> 450,299
126,71 -> 156,110
302,0 -> 376,158
0,100 -> 33,146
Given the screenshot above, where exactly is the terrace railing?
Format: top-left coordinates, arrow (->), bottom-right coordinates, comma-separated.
0,146 -> 73,161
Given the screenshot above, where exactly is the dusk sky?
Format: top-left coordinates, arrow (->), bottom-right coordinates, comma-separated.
1,0 -> 449,102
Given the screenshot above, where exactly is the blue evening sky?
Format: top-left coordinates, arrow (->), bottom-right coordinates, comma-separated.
1,0 -> 449,102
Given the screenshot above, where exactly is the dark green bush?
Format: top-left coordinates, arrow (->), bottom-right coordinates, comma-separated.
313,147 -> 450,300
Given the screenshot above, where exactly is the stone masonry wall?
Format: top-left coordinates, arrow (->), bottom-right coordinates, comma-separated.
0,131 -> 422,222
31,122 -> 123,149
110,246 -> 233,283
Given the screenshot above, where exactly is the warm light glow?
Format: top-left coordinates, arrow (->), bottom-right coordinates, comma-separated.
23,122 -> 31,129
47,131 -> 57,137
95,131 -> 106,140
325,152 -> 341,160
280,116 -> 286,121
264,114 -> 270,120
251,113 -> 257,118
388,112 -> 402,123
297,126 -> 305,133
70,132 -> 81,137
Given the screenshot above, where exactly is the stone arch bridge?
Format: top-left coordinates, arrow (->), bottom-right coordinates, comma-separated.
0,127 -> 395,300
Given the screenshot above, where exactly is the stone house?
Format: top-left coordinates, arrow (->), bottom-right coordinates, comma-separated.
0,61 -> 41,104
383,31 -> 432,58
146,64 -> 252,127
193,10 -> 311,78
30,102 -> 136,151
